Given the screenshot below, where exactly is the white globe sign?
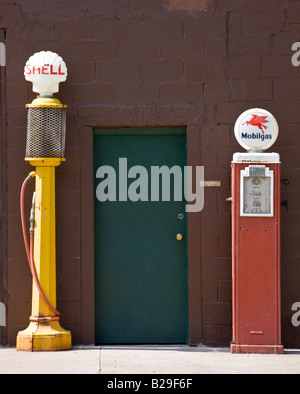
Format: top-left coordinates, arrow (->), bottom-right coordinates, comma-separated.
234,108 -> 279,151
24,51 -> 67,96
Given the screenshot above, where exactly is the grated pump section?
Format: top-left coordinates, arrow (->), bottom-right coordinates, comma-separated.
26,107 -> 66,158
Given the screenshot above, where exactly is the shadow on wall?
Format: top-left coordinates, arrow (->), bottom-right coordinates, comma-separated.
165,0 -> 213,16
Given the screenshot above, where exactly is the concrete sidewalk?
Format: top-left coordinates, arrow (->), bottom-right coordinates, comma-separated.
0,345 -> 300,374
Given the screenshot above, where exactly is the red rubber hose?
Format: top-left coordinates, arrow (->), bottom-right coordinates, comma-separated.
20,176 -> 31,263
20,175 -> 60,317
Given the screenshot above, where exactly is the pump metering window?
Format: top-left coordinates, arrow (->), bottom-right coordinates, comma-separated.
241,165 -> 274,217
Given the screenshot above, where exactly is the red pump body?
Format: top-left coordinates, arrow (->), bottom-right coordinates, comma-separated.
230,153 -> 284,354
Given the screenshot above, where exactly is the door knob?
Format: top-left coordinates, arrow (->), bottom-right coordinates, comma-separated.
176,233 -> 183,241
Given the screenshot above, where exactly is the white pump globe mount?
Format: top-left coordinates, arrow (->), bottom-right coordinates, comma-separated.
24,51 -> 68,97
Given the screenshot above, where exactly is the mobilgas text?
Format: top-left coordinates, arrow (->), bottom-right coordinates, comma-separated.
241,132 -> 273,142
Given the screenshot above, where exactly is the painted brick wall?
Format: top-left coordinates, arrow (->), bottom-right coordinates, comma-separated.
1,0 -> 300,347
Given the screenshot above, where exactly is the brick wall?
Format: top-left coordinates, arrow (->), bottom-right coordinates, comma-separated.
1,0 -> 300,347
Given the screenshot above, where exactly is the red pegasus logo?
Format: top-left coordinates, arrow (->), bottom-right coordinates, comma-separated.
242,115 -> 269,134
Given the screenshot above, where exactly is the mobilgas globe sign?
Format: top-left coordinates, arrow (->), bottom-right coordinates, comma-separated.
234,108 -> 279,151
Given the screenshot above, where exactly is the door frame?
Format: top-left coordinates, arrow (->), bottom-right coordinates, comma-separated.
80,123 -> 202,345
93,127 -> 189,344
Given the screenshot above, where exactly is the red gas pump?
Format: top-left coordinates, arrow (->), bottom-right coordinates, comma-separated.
230,109 -> 284,354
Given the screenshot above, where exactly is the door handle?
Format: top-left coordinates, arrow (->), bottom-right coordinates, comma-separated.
176,233 -> 183,241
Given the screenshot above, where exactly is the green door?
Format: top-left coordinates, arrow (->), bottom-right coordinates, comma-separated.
94,129 -> 188,344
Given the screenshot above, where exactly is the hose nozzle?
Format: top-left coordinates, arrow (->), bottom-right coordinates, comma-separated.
29,192 -> 35,234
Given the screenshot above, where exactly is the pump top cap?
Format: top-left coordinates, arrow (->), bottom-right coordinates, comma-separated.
24,51 -> 67,97
234,108 -> 279,152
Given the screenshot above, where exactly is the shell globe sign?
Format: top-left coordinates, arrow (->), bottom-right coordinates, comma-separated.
24,51 -> 67,96
234,108 -> 279,152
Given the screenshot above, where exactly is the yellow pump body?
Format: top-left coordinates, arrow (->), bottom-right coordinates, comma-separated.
16,98 -> 72,352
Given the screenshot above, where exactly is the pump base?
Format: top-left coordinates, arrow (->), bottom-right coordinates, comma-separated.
16,318 -> 71,352
230,344 -> 284,354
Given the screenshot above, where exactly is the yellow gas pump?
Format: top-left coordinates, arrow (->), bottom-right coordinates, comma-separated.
16,52 -> 71,351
